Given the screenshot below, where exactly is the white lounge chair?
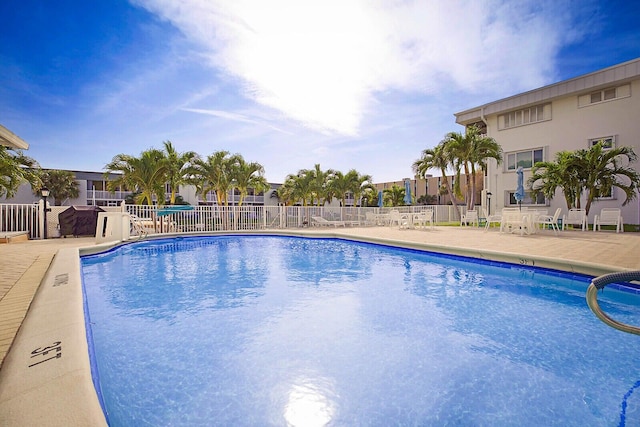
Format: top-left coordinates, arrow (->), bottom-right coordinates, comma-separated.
311,216 -> 346,227
562,208 -> 587,231
460,210 -> 478,227
593,208 -> 624,233
536,208 -> 562,235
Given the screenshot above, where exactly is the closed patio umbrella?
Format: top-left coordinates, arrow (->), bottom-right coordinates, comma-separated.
404,180 -> 412,205
377,191 -> 383,208
515,167 -> 525,210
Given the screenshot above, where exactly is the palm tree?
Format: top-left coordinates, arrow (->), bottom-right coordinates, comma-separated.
528,142 -> 640,215
162,141 -> 198,205
383,185 -> 406,207
345,169 -> 373,207
283,169 -> 314,206
327,171 -> 351,207
307,164 -> 334,206
445,126 -> 501,209
189,151 -> 235,205
35,170 -> 80,205
413,141 -> 462,217
278,174 -> 308,206
231,157 -> 269,206
104,149 -> 168,205
467,127 -> 502,207
360,187 -> 378,207
0,146 -> 40,198
529,151 -> 582,210
577,143 -> 640,215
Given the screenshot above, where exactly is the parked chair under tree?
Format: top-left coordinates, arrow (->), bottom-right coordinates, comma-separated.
461,210 -> 479,227
593,208 -> 624,233
562,208 -> 587,231
536,208 -> 562,236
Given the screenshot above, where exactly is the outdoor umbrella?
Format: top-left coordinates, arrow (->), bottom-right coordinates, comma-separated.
377,190 -> 384,208
404,180 -> 412,205
515,167 -> 525,210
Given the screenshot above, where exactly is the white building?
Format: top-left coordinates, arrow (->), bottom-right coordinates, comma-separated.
455,58 -> 640,227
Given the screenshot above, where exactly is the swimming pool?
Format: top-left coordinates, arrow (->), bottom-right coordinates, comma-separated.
81,235 -> 640,426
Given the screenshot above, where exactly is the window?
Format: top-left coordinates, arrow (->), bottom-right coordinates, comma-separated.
578,84 -> 631,107
498,103 -> 550,129
589,135 -> 615,150
506,148 -> 544,171
507,191 -> 546,206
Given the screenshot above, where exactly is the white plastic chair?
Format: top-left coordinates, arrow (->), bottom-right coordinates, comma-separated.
500,208 -> 531,236
593,208 -> 624,233
412,210 -> 434,230
536,208 -> 562,235
460,210 -> 479,227
483,208 -> 502,231
562,208 -> 587,231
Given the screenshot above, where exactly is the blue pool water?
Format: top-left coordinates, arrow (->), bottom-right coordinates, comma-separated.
81,236 -> 640,426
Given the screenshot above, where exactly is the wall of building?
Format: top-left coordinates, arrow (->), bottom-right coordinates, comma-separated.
484,78 -> 640,225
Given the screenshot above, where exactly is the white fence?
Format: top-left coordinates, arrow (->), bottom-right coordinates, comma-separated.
0,203 -> 466,239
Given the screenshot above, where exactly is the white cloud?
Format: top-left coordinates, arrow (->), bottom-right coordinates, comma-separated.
134,0 -> 586,136
182,107 -> 293,134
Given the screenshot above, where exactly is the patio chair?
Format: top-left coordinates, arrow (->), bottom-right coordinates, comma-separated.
311,216 -> 346,227
460,210 -> 479,227
500,208 -> 532,236
535,208 -> 562,235
483,208 -> 502,231
412,210 -> 434,230
388,210 -> 403,228
562,208 -> 587,231
593,208 -> 624,233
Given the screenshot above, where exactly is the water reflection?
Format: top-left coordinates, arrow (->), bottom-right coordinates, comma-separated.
82,237 -> 269,318
283,375 -> 337,427
282,239 -> 373,285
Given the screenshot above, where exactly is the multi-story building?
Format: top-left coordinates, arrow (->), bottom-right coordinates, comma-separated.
454,57 -> 640,226
1,168 -> 280,207
374,174 -> 483,207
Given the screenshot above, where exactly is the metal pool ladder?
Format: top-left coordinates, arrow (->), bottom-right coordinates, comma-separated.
586,271 -> 640,335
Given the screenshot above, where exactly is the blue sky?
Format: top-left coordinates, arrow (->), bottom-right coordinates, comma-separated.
1,0 -> 639,183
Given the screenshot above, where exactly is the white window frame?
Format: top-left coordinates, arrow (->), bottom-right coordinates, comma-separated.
506,190 -> 547,207
578,84 -> 631,108
505,148 -> 544,171
498,103 -> 551,130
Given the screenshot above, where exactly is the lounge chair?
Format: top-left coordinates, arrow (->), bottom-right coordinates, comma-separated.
562,208 -> 587,231
593,208 -> 624,233
311,216 -> 346,227
460,210 -> 478,227
535,208 -> 562,235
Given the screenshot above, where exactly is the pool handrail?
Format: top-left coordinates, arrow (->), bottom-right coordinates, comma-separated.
586,270 -> 640,335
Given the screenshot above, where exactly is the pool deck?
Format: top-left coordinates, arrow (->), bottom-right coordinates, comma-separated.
0,226 -> 638,425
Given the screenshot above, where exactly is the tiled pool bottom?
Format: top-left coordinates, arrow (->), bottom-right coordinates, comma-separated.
81,236 -> 640,426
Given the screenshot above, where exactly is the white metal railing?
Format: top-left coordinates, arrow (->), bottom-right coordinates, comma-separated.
200,193 -> 266,205
0,203 -> 463,239
0,203 -> 40,239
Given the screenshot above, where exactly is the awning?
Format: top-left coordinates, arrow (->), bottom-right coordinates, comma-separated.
0,124 -> 29,150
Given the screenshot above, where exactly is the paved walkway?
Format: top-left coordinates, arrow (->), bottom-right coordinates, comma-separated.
1,227 -> 638,368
